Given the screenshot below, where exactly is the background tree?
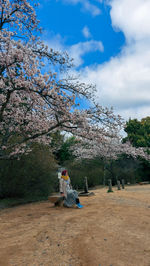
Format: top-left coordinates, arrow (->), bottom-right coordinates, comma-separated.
123,117 -> 150,182
123,117 -> 150,148
54,135 -> 77,165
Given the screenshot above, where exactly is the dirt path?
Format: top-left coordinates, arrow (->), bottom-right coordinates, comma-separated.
0,185 -> 150,266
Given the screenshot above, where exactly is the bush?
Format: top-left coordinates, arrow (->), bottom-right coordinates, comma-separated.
0,143 -> 58,199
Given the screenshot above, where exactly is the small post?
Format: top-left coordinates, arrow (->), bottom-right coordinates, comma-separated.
84,176 -> 88,193
121,179 -> 125,189
107,179 -> 113,193
103,163 -> 106,186
117,180 -> 121,190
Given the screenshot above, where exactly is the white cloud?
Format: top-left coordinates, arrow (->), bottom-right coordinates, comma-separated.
69,40 -> 104,66
45,34 -> 104,67
77,0 -> 150,121
82,26 -> 92,38
110,0 -> 150,42
61,0 -> 101,16
118,106 -> 150,121
44,32 -> 65,51
82,42 -> 150,106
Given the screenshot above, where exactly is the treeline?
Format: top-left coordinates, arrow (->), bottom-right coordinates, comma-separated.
0,117 -> 150,201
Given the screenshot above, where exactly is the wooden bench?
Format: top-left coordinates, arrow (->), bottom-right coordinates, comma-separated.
48,195 -> 64,206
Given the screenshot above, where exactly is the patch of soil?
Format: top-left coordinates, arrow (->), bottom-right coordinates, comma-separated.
0,185 -> 150,266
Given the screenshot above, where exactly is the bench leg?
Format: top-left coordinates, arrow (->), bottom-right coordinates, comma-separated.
54,196 -> 64,206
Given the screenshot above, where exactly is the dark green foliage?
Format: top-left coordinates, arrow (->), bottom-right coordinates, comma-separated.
114,155 -> 140,184
57,136 -> 77,164
123,117 -> 150,148
51,132 -> 77,165
103,154 -> 150,185
135,158 -> 150,182
103,159 -> 118,186
123,117 -> 150,182
0,143 -> 58,199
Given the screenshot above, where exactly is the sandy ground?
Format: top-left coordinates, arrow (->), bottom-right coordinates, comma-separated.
0,185 -> 150,266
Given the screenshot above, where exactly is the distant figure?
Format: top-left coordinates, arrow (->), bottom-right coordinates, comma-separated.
59,170 -> 83,208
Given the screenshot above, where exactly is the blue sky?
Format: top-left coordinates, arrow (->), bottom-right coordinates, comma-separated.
37,0 -> 150,121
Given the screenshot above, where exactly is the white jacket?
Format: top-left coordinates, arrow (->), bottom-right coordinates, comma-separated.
59,178 -> 71,198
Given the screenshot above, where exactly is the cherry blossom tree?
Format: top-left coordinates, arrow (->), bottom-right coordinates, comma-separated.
1,0 -> 148,162
0,0 -> 123,159
72,129 -> 150,162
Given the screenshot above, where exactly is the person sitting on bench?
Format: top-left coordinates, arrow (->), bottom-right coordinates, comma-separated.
59,170 -> 83,209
